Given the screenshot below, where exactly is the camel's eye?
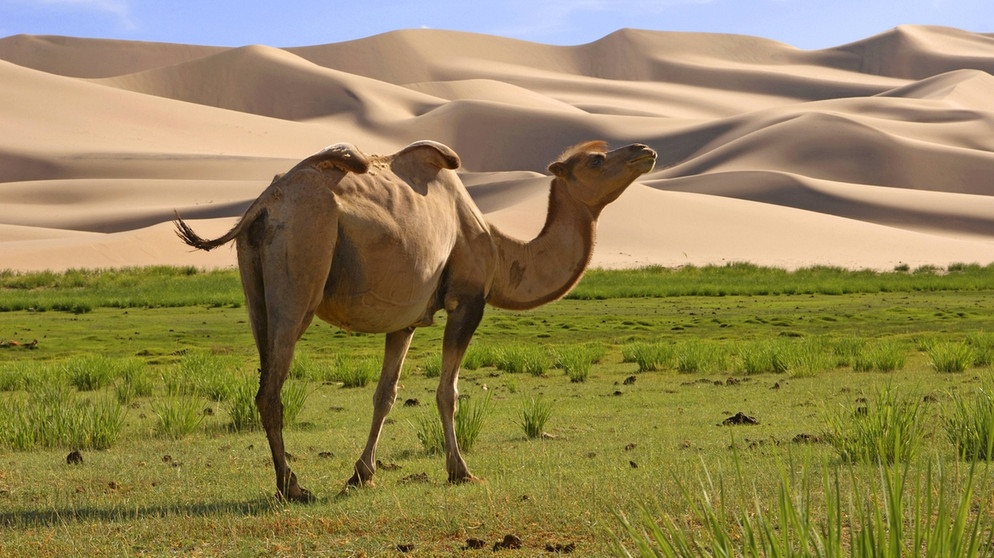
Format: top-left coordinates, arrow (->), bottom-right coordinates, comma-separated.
588,154 -> 605,168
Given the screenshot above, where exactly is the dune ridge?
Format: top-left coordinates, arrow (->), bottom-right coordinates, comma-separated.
1,25 -> 993,272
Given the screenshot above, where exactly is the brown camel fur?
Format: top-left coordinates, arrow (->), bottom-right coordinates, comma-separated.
175,139 -> 656,502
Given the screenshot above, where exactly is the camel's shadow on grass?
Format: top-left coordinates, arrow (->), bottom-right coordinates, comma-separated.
0,496 -> 285,529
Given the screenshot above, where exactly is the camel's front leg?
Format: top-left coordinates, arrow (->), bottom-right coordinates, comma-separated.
348,328 -> 415,487
437,294 -> 486,483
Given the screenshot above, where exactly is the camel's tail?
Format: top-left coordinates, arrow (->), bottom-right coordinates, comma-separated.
173,211 -> 240,252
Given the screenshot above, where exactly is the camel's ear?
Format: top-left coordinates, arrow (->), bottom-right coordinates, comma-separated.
395,140 -> 461,170
548,161 -> 569,178
302,143 -> 370,174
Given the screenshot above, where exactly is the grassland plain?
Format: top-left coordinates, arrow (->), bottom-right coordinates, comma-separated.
2,265 -> 994,556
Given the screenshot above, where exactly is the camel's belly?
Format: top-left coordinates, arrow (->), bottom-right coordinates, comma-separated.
315,290 -> 437,333
315,184 -> 459,332
316,247 -> 446,333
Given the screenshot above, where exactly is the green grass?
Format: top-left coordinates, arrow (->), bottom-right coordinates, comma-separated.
496,344 -> 552,376
0,385 -> 126,450
946,384 -> 994,461
416,392 -> 494,454
420,354 -> 442,378
152,396 -> 205,439
615,458 -> 992,557
334,355 -> 378,388
928,341 -> 976,373
0,266 -> 243,311
554,344 -> 603,382
64,355 -> 119,391
226,373 -> 262,432
623,341 -> 674,372
825,385 -> 927,464
521,396 -> 554,438
6,265 -> 994,555
569,262 -> 994,299
675,340 -> 729,374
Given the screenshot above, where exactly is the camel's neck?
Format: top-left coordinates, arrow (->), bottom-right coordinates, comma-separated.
487,180 -> 598,311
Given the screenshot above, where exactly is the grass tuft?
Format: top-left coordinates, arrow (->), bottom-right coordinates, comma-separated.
623,341 -> 674,372
0,385 -> 125,450
825,386 -> 926,464
153,396 -> 205,439
64,355 -> 118,391
554,344 -> 603,382
521,397 -> 554,439
497,345 -> 552,376
675,340 -> 728,374
335,355 -> 378,388
614,458 -> 992,558
417,392 -> 494,455
928,341 -> 975,373
945,385 -> 994,461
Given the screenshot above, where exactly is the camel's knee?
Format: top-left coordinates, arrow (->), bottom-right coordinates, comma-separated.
372,384 -> 398,411
255,391 -> 284,425
436,385 -> 457,415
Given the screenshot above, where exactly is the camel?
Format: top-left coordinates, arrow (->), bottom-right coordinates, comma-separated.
174,139 -> 656,502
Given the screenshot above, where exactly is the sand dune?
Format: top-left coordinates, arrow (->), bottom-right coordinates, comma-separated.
1,25 -> 993,272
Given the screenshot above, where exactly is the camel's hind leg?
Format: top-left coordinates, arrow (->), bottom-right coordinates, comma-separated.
240,212 -> 337,502
348,327 -> 415,487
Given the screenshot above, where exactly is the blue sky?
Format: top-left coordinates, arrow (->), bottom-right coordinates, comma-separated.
1,0 -> 991,50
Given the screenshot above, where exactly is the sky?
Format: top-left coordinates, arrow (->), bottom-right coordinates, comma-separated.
1,0 -> 991,50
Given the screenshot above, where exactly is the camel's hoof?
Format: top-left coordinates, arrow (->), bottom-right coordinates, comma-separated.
449,474 -> 484,485
346,472 -> 375,488
277,487 -> 315,504
338,479 -> 374,497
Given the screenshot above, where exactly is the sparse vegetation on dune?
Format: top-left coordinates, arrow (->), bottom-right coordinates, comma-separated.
3,265 -> 994,555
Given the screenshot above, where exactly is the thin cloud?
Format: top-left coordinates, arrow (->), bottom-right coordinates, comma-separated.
34,0 -> 136,29
486,0 -> 721,43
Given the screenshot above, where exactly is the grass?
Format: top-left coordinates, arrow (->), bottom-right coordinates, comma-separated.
222,374 -> 309,432
0,385 -> 126,450
335,355 -> 378,388
853,340 -> 908,372
416,392 -> 494,455
0,266 -> 242,311
420,354 -> 442,378
825,385 -> 926,464
946,384 -> 994,461
64,355 -> 119,391
623,341 -> 674,372
675,340 -> 728,374
226,373 -> 262,432
6,265 -> 994,555
114,358 -> 153,404
928,341 -> 976,373
180,351 -> 240,401
614,458 -> 992,557
569,262 -> 994,299
152,396 -> 205,439
554,344 -> 603,382
496,344 -> 552,376
521,396 -> 554,438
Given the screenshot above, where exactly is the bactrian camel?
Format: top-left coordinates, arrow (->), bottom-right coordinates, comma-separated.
175,139 -> 656,502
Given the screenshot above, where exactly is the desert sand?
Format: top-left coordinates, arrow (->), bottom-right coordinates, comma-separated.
1,25 -> 993,272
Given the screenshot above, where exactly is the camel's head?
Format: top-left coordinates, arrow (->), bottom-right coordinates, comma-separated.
548,141 -> 656,211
